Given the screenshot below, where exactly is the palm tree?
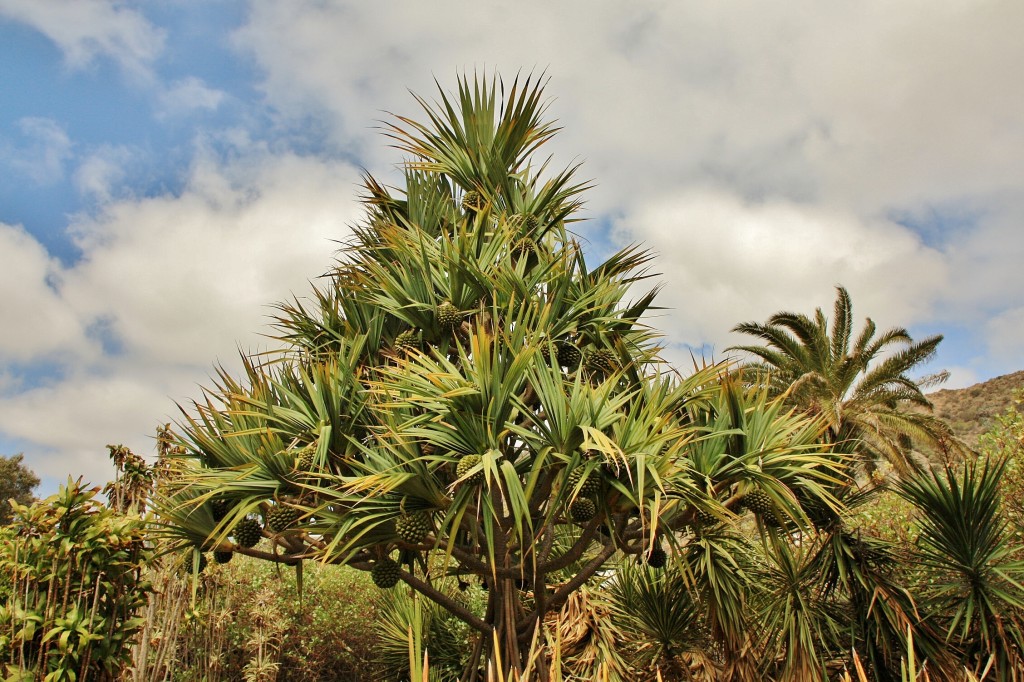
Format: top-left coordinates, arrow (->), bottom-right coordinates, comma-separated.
729,286 -> 961,474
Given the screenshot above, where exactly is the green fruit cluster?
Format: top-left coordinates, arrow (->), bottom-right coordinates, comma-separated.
461,190 -> 484,213
585,348 -> 618,378
556,342 -> 581,369
507,213 -> 540,232
266,505 -> 300,532
372,558 -> 401,589
233,517 -> 263,548
569,498 -> 597,523
394,329 -> 421,353
645,546 -> 667,569
743,489 -> 773,516
436,301 -> 460,331
396,512 -> 432,543
511,238 -> 537,262
695,508 -> 717,525
296,448 -> 315,471
456,455 -> 484,485
567,468 -> 601,497
210,498 -> 232,522
182,552 -> 208,576
214,550 -> 233,565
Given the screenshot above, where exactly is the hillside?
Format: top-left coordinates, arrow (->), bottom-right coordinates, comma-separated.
926,370 -> 1024,445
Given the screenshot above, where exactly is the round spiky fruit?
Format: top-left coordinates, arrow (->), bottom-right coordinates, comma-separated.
214,550 -> 233,565
511,238 -> 537,262
556,342 -> 581,369
210,498 -> 232,522
372,558 -> 401,589
456,455 -> 484,485
507,213 -> 541,232
645,546 -> 667,569
182,552 -> 208,576
569,498 -> 597,523
585,348 -> 618,378
396,512 -> 432,544
436,301 -> 460,331
461,190 -> 484,213
233,517 -> 262,548
266,505 -> 300,533
567,468 -> 601,497
296,448 -> 315,471
695,508 -> 717,525
394,329 -> 421,353
742,489 -> 773,516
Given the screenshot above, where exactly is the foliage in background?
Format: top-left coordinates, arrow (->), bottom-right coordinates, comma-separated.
126,552 -> 384,682
978,390 -> 1024,532
0,479 -> 151,681
0,454 -> 39,526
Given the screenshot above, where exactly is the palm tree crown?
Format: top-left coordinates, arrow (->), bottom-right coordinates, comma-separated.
729,286 -> 960,473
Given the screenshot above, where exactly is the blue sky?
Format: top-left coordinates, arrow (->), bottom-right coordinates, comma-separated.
2,1 -> 1023,493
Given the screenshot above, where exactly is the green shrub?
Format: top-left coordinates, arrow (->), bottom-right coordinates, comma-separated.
0,478 -> 152,680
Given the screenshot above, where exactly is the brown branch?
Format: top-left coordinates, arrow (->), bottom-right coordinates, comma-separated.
536,515 -> 602,574
400,569 -> 493,636
518,537 -> 619,633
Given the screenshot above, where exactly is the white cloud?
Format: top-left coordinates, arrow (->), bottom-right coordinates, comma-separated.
73,145 -> 135,201
0,222 -> 87,362
0,147 -> 363,484
4,117 -> 73,185
157,77 -> 227,117
231,1 -> 1024,213
615,190 -> 949,355
0,0 -> 165,79
64,148 -> 362,366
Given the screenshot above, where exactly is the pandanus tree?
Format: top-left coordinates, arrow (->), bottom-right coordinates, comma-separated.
159,74 -> 842,679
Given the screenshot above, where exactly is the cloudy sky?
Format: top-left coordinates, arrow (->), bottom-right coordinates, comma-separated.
2,1 -> 1022,492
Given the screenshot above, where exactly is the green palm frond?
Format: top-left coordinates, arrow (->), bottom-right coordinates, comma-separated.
729,286 -> 964,473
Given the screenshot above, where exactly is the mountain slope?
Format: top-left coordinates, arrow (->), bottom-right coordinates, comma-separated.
926,371 -> 1024,445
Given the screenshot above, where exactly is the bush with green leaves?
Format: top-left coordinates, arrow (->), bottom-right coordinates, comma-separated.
0,479 -> 151,681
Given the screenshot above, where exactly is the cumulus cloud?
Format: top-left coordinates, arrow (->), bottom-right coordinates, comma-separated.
65,147 -> 362,366
0,222 -> 87,363
0,0 -> 165,79
232,1 -> 1024,212
614,190 -> 949,357
0,146 -> 363,483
